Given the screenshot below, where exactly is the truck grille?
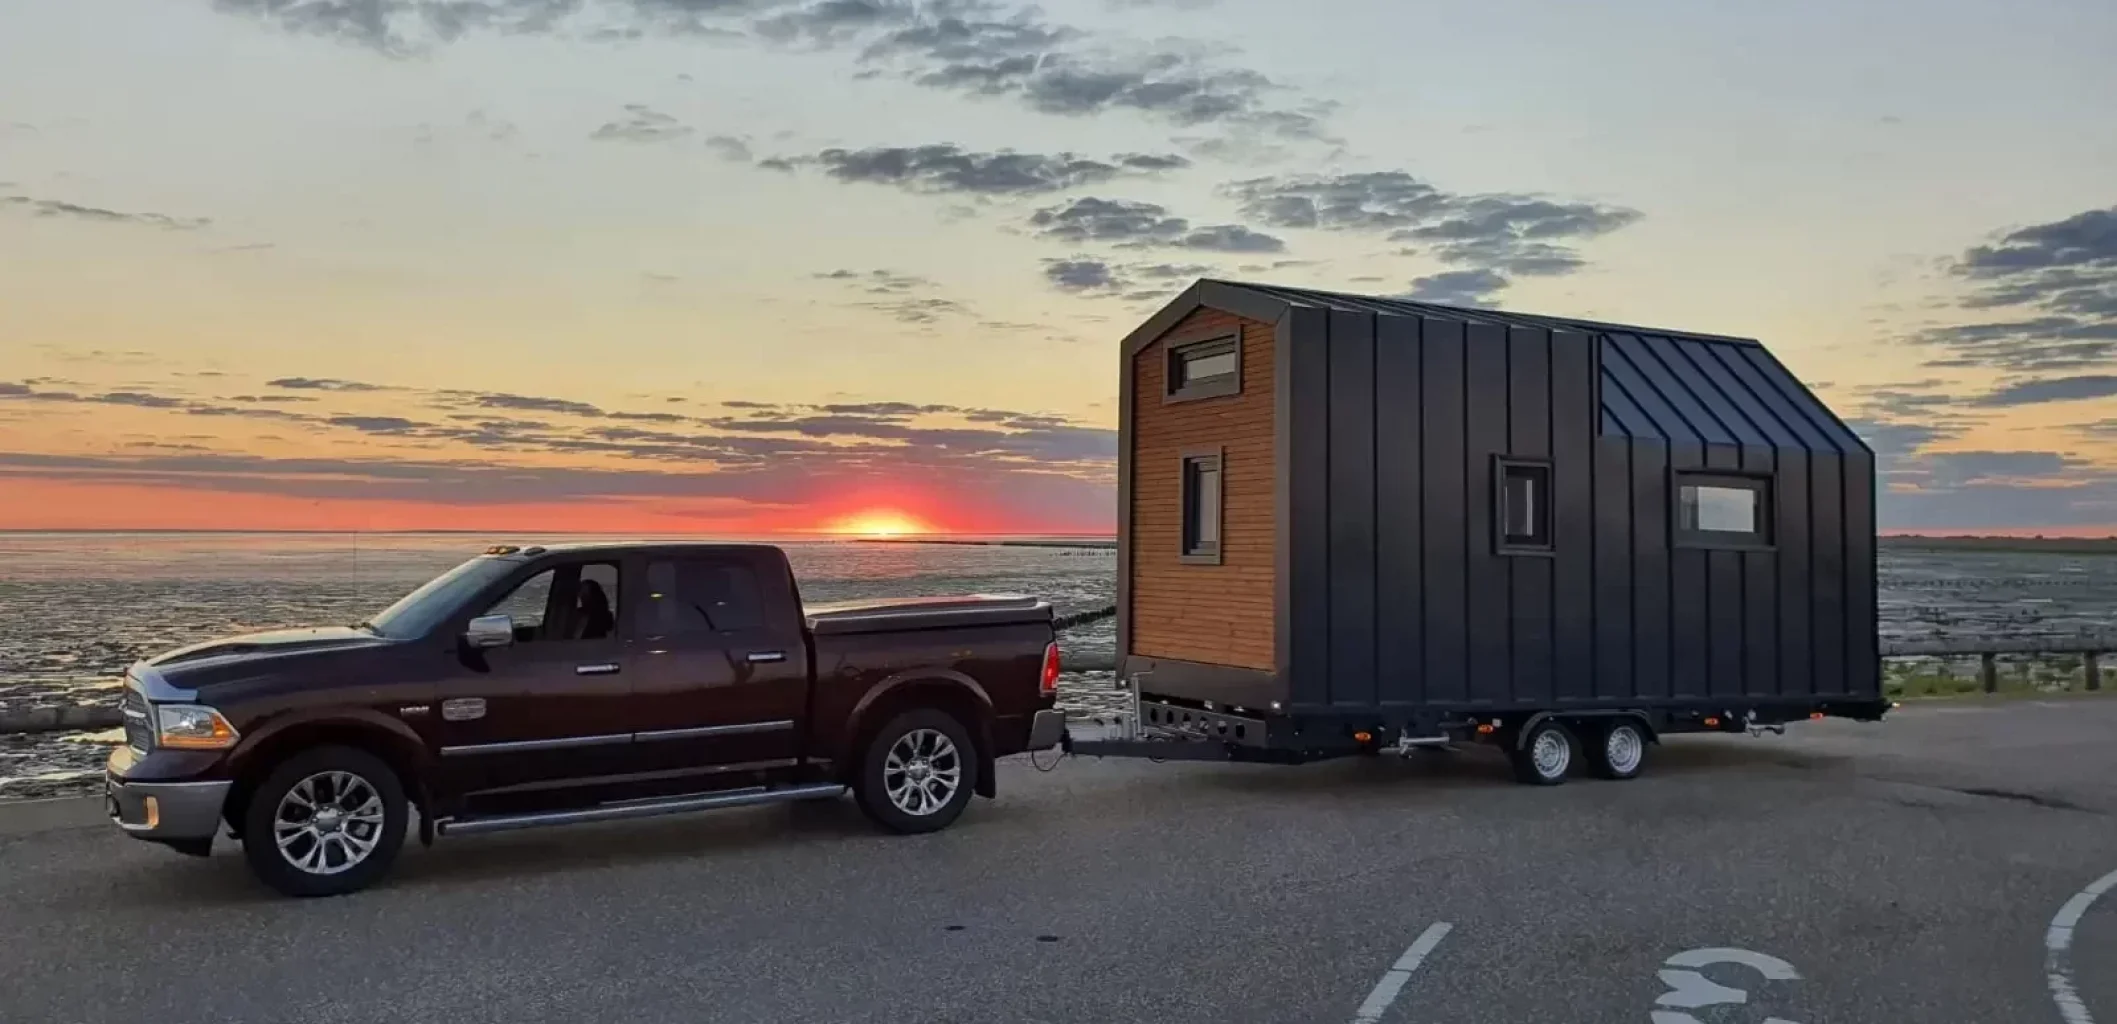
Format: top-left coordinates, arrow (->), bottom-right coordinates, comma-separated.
120,687 -> 153,752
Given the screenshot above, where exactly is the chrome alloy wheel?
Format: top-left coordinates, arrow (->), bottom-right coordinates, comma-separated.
1530,727 -> 1571,779
1604,724 -> 1644,775
884,728 -> 962,816
273,770 -> 385,875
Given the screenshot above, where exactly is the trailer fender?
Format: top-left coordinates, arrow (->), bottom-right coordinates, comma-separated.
1510,710 -> 1658,750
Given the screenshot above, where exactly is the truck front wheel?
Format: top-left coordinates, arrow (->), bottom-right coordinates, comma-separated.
239,745 -> 409,898
855,709 -> 979,834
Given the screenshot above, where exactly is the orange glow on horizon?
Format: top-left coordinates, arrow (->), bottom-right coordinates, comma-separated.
819,509 -> 936,537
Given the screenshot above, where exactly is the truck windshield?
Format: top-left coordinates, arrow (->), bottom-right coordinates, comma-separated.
358,557 -> 521,640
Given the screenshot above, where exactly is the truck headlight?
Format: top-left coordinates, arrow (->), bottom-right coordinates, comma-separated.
155,704 -> 240,750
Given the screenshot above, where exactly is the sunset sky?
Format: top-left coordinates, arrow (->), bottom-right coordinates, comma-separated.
3,0 -> 2115,535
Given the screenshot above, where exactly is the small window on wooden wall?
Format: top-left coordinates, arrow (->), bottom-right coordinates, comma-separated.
1675,473 -> 1772,548
1496,458 -> 1553,555
1166,334 -> 1240,402
1180,449 -> 1224,564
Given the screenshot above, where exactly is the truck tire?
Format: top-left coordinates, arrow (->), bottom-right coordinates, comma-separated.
1587,720 -> 1649,780
855,708 -> 979,834
240,745 -> 409,898
1509,719 -> 1577,786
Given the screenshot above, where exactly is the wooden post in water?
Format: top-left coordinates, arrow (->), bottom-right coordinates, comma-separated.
1981,652 -> 1998,694
2087,651 -> 2103,692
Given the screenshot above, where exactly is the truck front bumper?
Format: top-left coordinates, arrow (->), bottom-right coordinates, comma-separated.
106,773 -> 230,841
1027,709 -> 1066,750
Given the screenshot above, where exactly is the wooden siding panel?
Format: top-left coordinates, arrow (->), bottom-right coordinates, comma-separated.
1130,309 -> 1278,671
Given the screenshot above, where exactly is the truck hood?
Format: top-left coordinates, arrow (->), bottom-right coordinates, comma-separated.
804,593 -> 1051,635
144,626 -> 394,674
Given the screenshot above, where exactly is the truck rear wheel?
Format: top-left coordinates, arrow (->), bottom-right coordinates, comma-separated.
240,745 -> 408,898
855,709 -> 979,834
1509,719 -> 1577,786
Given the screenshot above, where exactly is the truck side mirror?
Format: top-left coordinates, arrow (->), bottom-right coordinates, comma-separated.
464,613 -> 516,649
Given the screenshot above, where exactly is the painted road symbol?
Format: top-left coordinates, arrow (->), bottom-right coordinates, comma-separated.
1650,946 -> 1802,1024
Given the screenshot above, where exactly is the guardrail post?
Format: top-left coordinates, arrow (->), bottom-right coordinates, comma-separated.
1981,652 -> 1998,694
2087,651 -> 2102,692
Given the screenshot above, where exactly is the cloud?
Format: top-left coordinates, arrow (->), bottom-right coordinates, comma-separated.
590,103 -> 693,142
327,415 -> 426,434
1220,170 -> 1641,304
462,391 -> 606,416
771,143 -> 1181,196
1026,197 -> 1284,253
812,267 -> 972,323
2,195 -> 210,230
268,377 -> 389,392
1401,268 -> 1509,307
91,391 -> 189,409
1043,257 -> 1122,293
210,1 -> 1334,145
1910,205 -> 2117,371
1969,375 -> 2117,407
704,134 -> 754,161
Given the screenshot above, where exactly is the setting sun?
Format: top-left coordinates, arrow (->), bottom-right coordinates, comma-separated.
824,510 -> 936,537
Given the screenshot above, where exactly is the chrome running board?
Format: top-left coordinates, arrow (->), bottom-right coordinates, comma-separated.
432,783 -> 848,837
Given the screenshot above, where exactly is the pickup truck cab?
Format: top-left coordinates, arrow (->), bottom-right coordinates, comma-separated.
104,541 -> 1065,897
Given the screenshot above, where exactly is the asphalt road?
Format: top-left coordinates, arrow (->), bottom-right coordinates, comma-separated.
5,697 -> 2116,1024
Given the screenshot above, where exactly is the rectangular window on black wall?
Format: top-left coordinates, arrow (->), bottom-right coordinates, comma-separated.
1166,335 -> 1240,402
1496,459 -> 1553,554
1181,450 -> 1224,564
1675,473 -> 1772,548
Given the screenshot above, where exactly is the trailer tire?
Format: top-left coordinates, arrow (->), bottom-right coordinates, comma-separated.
1587,720 -> 1649,781
855,709 -> 979,834
1510,719 -> 1577,786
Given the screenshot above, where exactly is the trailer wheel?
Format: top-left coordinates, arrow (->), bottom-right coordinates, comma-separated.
1510,719 -> 1577,786
1588,720 -> 1649,781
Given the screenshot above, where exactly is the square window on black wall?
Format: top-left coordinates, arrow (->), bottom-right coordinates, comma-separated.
1675,473 -> 1773,548
1181,449 -> 1223,564
1496,459 -> 1553,554
1166,335 -> 1240,402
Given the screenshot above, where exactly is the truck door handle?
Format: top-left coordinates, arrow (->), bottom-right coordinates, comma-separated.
745,651 -> 786,663
575,663 -> 621,676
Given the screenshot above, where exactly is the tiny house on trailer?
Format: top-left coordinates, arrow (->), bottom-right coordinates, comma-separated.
1067,279 -> 1891,784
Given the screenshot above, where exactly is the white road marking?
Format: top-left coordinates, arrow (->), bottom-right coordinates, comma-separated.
1349,921 -> 1452,1024
2048,866 -> 2117,1024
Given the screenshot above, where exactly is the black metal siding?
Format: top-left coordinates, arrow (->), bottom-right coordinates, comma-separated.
1280,307 -> 1877,713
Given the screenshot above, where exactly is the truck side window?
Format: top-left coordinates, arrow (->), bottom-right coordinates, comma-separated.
645,558 -> 765,636
487,569 -> 554,634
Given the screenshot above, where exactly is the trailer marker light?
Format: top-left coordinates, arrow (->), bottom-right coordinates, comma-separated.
1810,711 -> 1824,720
1353,731 -> 1373,744
1704,716 -> 1721,728
1475,723 -> 1495,735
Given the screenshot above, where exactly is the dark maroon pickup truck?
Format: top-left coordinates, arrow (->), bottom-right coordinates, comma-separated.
103,541 -> 1064,897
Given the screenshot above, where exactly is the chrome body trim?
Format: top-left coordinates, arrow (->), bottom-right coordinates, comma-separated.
439,732 -> 632,757
634,720 -> 793,742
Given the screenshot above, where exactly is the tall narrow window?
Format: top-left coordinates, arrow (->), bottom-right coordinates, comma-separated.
1181,450 -> 1224,564
1496,459 -> 1552,554
1674,473 -> 1772,547
1166,335 -> 1241,402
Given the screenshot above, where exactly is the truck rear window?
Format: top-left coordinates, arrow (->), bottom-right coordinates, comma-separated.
644,558 -> 765,635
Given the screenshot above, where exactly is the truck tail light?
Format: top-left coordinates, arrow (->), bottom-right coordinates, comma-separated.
1039,641 -> 1061,697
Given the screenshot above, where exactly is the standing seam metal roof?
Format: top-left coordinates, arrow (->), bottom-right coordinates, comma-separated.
1194,279 -> 1868,455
